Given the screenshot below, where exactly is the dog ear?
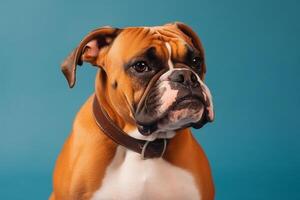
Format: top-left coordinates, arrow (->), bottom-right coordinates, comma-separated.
61,26 -> 121,88
173,22 -> 207,80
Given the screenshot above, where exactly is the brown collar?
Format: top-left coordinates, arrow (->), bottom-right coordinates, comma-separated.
92,95 -> 167,159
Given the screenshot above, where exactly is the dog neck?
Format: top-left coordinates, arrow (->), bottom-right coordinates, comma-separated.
93,91 -> 169,159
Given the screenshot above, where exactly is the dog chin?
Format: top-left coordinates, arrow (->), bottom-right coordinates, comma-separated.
156,104 -> 204,132
136,99 -> 205,137
133,106 -> 204,141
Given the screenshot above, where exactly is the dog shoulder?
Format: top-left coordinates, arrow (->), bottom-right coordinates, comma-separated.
52,95 -> 118,199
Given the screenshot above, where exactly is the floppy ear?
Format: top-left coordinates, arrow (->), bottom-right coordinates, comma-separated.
173,22 -> 207,80
61,26 -> 120,88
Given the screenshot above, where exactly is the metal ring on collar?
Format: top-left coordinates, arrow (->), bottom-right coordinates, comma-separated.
141,139 -> 167,160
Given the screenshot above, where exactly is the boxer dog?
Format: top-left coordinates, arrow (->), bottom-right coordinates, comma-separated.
50,22 -> 215,200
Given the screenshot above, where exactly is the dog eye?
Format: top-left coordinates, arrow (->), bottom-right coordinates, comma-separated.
132,61 -> 151,73
192,57 -> 203,67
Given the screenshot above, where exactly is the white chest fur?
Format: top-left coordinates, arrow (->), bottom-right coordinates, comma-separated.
91,146 -> 200,200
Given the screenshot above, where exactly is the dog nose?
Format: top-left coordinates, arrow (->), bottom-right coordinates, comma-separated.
169,70 -> 200,88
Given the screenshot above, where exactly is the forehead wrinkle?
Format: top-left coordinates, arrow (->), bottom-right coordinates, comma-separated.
155,28 -> 182,40
125,46 -> 156,64
165,42 -> 174,69
128,28 -> 150,47
114,28 -> 155,62
166,39 -> 188,63
112,26 -> 190,68
151,28 -> 189,61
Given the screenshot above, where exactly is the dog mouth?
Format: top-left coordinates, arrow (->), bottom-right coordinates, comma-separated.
136,94 -> 205,135
172,95 -> 203,109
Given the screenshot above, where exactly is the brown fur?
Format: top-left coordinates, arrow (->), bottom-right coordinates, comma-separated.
51,23 -> 214,200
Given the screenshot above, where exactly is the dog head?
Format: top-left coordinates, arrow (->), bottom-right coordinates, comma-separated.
62,22 -> 214,138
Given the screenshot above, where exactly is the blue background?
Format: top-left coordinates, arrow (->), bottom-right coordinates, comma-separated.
1,0 -> 299,199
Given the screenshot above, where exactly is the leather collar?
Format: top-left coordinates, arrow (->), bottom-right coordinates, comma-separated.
92,95 -> 167,159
